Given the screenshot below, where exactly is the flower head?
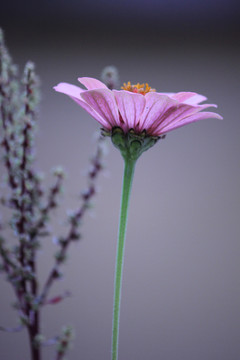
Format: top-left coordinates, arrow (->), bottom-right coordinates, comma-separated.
54,77 -> 222,137
54,77 -> 222,160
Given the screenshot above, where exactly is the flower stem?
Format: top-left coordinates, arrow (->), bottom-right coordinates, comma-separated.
112,157 -> 137,360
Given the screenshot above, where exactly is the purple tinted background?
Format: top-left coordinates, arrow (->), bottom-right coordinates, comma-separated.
0,2 -> 239,360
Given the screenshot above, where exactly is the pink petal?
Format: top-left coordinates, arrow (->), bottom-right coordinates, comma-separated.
113,90 -> 146,131
157,92 -> 175,97
171,92 -> 207,105
155,102 -> 219,134
80,89 -> 119,128
150,100 -> 217,135
156,111 -> 223,135
54,82 -> 84,99
186,94 -> 208,105
138,92 -> 178,133
78,77 -> 108,90
54,83 -> 111,129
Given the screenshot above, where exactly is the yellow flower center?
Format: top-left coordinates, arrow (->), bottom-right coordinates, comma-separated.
121,81 -> 155,95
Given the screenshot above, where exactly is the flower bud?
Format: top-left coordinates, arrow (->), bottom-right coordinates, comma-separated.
101,65 -> 119,90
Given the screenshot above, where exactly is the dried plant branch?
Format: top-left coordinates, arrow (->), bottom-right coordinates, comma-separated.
40,135 -> 106,306
0,28 -> 108,360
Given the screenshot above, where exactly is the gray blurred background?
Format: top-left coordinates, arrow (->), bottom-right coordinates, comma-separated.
0,1 -> 240,359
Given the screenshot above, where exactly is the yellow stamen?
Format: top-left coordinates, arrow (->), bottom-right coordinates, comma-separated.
121,81 -> 155,95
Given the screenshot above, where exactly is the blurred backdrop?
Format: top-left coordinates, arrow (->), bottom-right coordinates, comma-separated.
0,1 -> 240,359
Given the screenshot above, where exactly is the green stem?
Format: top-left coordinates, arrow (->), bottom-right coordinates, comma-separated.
112,157 -> 137,360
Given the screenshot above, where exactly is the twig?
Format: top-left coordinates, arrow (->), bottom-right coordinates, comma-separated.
40,136 -> 106,305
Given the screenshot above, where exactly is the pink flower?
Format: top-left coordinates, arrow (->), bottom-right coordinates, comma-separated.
54,77 -> 222,136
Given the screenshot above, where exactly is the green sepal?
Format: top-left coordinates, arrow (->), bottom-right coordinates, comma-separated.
110,127 -> 164,161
